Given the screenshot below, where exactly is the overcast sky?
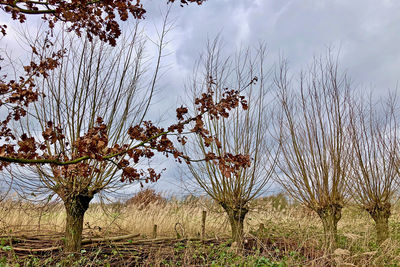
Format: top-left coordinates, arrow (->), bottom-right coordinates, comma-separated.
1,0 -> 400,198
151,0 -> 400,92
142,0 -> 400,196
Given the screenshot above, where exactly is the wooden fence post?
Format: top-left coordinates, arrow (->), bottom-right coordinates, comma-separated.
153,224 -> 158,239
201,210 -> 207,239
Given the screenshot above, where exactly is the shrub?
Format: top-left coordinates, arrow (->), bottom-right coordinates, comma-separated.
125,189 -> 165,209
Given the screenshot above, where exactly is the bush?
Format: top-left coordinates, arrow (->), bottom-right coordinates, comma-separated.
125,189 -> 165,209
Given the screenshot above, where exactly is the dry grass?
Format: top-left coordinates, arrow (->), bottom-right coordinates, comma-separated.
0,197 -> 232,238
0,195 -> 313,239
0,194 -> 400,265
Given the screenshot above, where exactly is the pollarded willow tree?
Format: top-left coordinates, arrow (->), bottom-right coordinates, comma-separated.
275,58 -> 352,250
184,41 -> 277,244
349,94 -> 399,244
11,23 -> 161,251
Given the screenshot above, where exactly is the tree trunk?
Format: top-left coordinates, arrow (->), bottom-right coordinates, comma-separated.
222,204 -> 248,245
316,204 -> 342,251
63,194 -> 93,253
367,203 -> 391,245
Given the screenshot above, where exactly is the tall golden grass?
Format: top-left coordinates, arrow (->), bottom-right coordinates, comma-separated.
0,193 -> 399,265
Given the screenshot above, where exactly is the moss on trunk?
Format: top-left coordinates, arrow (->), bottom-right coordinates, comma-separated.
221,204 -> 248,245
63,194 -> 93,253
316,204 -> 342,251
367,202 -> 391,245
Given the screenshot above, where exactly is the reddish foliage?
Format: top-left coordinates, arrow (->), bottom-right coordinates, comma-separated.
0,76 -> 252,183
0,0 -> 251,186
0,45 -> 65,143
0,0 -> 205,45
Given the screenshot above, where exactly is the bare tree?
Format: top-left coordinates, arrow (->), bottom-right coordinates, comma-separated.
184,41 -> 277,244
349,94 -> 399,244
275,57 -> 352,250
12,19 -> 169,252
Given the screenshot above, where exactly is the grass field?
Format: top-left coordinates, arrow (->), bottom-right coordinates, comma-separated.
0,193 -> 399,266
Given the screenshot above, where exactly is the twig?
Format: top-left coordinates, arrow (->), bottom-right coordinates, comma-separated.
81,233 -> 140,244
10,237 -> 218,252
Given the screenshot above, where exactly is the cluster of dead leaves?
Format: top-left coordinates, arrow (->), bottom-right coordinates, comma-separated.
0,0 -> 204,45
0,0 -> 252,186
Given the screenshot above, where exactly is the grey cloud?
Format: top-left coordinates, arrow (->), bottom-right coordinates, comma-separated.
167,0 -> 400,91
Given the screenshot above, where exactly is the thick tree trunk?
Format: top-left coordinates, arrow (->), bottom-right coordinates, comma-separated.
63,194 -> 93,253
367,203 -> 391,245
222,204 -> 248,245
316,204 -> 342,251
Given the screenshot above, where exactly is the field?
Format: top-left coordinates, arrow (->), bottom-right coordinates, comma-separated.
0,193 -> 399,266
